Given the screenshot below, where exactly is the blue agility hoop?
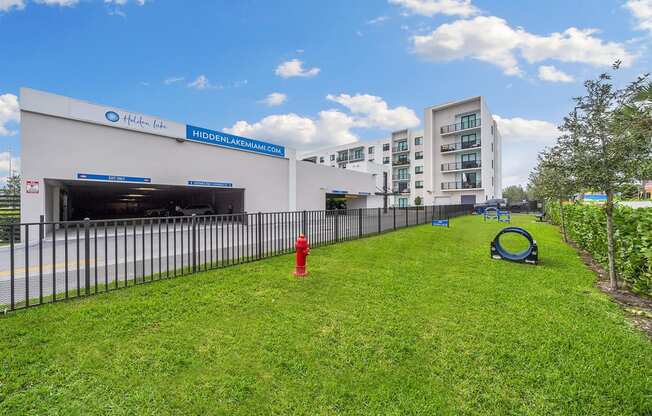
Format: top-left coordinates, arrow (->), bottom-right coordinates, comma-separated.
490,227 -> 538,264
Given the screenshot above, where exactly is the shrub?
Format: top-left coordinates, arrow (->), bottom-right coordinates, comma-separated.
546,201 -> 652,295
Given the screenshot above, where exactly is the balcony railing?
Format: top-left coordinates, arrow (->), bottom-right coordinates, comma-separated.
440,118 -> 481,134
349,154 -> 364,162
392,158 -> 410,166
440,140 -> 481,152
392,145 -> 409,153
393,174 -> 410,181
392,186 -> 411,194
336,156 -> 348,162
441,161 -> 482,171
441,181 -> 482,190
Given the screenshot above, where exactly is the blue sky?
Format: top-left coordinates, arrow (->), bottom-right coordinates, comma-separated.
1,0 -> 650,187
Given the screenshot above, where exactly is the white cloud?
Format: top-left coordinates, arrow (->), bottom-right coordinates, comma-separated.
494,115 -> 559,187
275,59 -> 320,78
388,0 -> 478,17
226,94 -> 419,150
412,16 -> 634,76
367,15 -> 389,24
0,94 -> 20,136
326,93 -> 420,130
0,0 -> 25,12
537,65 -> 574,83
261,92 -> 287,107
626,0 -> 652,33
164,76 -> 185,85
35,0 -> 78,6
104,0 -> 147,5
187,75 -> 222,90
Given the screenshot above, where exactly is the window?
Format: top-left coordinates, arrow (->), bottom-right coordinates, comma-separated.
330,154 -> 335,161
397,167 -> 409,180
415,180 -> 424,189
460,113 -> 477,129
398,197 -> 408,208
491,125 -> 494,135
383,156 -> 390,164
368,146 -> 374,154
491,142 -> 494,152
461,133 -> 478,149
319,156 -> 324,163
352,147 -> 364,160
383,143 -> 390,151
414,136 -> 423,145
395,140 -> 408,152
415,166 -> 423,174
415,151 -> 423,160
492,160 -> 494,168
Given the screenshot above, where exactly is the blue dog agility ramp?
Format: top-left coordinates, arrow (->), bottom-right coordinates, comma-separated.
490,226 -> 538,265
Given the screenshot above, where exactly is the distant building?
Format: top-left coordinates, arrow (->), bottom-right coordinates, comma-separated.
300,96 -> 502,206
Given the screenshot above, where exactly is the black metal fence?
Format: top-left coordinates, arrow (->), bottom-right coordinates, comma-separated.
0,204 -> 472,312
0,194 -> 20,244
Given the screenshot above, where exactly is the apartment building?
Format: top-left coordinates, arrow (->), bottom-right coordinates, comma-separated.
300,96 -> 502,206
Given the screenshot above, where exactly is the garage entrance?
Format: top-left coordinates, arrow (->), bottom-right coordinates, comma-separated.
46,179 -> 244,221
325,193 -> 368,210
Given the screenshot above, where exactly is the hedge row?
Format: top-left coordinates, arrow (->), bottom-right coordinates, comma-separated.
546,202 -> 652,296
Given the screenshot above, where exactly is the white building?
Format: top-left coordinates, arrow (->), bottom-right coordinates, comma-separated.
299,96 -> 502,206
19,88 -> 384,227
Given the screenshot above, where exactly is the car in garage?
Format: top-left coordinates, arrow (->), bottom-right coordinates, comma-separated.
179,204 -> 215,216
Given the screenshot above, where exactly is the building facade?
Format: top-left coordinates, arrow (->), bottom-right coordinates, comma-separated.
19,88 -> 384,230
299,96 -> 502,206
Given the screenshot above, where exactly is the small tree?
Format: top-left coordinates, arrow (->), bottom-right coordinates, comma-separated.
4,173 -> 20,196
529,145 -> 578,242
502,185 -> 528,204
414,196 -> 422,206
559,64 -> 652,290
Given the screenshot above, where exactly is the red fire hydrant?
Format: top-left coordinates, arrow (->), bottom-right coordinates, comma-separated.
294,234 -> 310,277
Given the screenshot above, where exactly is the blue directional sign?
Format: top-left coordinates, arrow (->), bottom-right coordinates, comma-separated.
77,173 -> 151,183
432,219 -> 449,227
188,180 -> 233,188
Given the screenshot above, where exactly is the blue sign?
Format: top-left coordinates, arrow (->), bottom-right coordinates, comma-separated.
188,180 -> 233,188
186,125 -> 285,157
331,190 -> 348,194
584,194 -> 607,201
358,191 -> 371,195
77,173 -> 151,183
432,219 -> 449,227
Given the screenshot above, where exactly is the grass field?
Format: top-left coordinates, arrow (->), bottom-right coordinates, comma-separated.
1,214 -> 651,415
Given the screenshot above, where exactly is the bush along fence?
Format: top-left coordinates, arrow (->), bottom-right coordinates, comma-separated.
0,194 -> 20,244
0,204 -> 472,312
546,202 -> 652,295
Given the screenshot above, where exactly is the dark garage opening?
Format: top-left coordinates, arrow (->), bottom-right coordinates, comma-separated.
55,180 -> 245,220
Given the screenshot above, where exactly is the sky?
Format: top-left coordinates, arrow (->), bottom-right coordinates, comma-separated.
0,0 -> 651,188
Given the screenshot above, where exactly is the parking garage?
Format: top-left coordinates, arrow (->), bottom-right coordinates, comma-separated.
19,88 -> 383,232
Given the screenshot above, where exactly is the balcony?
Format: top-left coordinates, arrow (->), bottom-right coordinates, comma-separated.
392,185 -> 411,194
440,118 -> 481,135
392,158 -> 410,166
392,173 -> 410,181
440,140 -> 481,153
392,145 -> 409,153
441,181 -> 482,190
441,161 -> 482,172
336,156 -> 348,163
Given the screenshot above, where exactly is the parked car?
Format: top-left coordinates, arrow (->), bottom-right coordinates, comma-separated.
179,204 -> 215,216
144,208 -> 169,217
473,198 -> 507,213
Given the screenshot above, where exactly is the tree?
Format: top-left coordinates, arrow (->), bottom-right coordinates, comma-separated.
558,64 -> 652,290
528,145 -> 578,242
503,185 -> 528,204
617,183 -> 640,200
3,173 -> 20,196
414,196 -> 422,206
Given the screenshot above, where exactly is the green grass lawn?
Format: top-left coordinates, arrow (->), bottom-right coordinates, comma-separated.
1,214 -> 651,415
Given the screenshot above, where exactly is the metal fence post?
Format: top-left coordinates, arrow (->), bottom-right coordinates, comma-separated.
405,205 -> 408,227
358,208 -> 363,238
84,218 -> 90,296
9,224 -> 15,310
39,215 -> 44,303
334,210 -> 339,242
257,212 -> 262,259
393,206 -> 396,230
302,210 -> 307,235
191,214 -> 197,273
377,207 -> 381,234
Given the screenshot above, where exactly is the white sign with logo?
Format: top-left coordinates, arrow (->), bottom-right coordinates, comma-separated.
69,100 -> 185,139
26,179 -> 39,194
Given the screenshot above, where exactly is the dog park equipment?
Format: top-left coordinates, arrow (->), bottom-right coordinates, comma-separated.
490,227 -> 538,264
497,210 -> 511,223
294,234 -> 310,277
483,207 -> 498,221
